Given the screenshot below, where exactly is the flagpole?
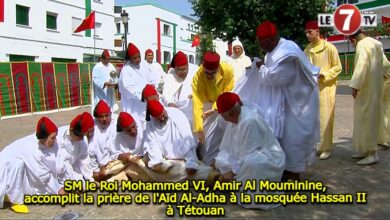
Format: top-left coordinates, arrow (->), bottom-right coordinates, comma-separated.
93,11 -> 96,63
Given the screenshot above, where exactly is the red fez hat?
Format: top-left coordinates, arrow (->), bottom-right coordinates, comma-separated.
216,92 -> 242,113
70,112 -> 94,134
94,100 -> 111,116
127,43 -> 140,57
102,49 -> 110,59
118,112 -> 135,129
142,84 -> 158,99
203,52 -> 220,70
147,100 -> 165,118
36,116 -> 58,137
174,51 -> 188,67
256,21 -> 278,39
305,20 -> 319,30
145,49 -> 154,56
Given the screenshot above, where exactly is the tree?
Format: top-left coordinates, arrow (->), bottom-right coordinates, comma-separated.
196,33 -> 216,64
190,0 -> 331,57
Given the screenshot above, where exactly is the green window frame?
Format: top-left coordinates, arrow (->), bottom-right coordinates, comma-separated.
46,12 -> 57,30
51,58 -> 77,63
16,5 -> 29,26
9,54 -> 35,62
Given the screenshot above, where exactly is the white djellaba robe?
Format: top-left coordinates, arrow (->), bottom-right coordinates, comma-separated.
119,61 -> 153,131
227,39 -> 252,85
234,57 -> 284,139
110,128 -> 144,160
56,126 -> 94,185
142,60 -> 166,91
144,107 -> 198,170
252,38 -> 320,173
379,55 -> 390,146
0,134 -> 61,208
161,64 -> 197,128
215,102 -> 285,210
88,114 -> 118,172
91,62 -> 118,112
350,37 -> 384,153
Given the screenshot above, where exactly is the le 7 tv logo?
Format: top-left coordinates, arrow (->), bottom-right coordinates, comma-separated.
318,4 -> 377,35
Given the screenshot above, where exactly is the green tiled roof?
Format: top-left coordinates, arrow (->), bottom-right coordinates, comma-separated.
356,0 -> 390,10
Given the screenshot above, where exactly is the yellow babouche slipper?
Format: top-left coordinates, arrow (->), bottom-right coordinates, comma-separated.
10,204 -> 29,214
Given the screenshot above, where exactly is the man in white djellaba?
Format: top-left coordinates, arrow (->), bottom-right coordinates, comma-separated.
56,112 -> 95,186
0,117 -> 65,214
227,39 -> 252,85
91,49 -> 118,112
214,92 -> 285,210
235,21 -> 320,181
162,51 -> 196,128
119,43 -> 153,133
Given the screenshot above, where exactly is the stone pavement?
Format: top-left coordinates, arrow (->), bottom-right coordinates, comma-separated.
0,93 -> 389,219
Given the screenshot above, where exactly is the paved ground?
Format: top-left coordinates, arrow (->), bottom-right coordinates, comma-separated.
1,89 -> 390,219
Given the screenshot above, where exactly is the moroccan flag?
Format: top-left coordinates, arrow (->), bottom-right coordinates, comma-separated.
191,35 -> 200,47
0,0 -> 4,22
74,11 -> 95,33
382,16 -> 390,24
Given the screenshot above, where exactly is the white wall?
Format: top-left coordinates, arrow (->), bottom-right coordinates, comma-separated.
0,0 -> 115,62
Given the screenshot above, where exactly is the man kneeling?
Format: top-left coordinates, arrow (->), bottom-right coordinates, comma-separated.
214,92 -> 285,210
144,100 -> 199,179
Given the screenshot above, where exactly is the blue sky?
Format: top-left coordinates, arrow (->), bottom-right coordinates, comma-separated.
114,0 -> 196,18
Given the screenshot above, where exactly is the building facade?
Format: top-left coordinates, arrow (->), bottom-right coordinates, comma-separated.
114,3 -> 202,65
0,0 -> 115,62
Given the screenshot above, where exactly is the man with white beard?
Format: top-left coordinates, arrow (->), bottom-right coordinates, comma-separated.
162,51 -> 196,127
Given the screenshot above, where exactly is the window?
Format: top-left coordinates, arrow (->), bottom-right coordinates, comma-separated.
163,24 -> 170,36
16,5 -> 29,26
191,24 -> 194,31
189,55 -> 194,64
9,54 -> 35,62
94,22 -> 102,38
51,58 -> 76,63
116,23 -> 121,34
187,23 -> 190,30
191,34 -> 195,41
114,39 -> 122,47
72,17 -> 82,33
83,54 -> 95,62
46,12 -> 57,30
163,51 -> 171,64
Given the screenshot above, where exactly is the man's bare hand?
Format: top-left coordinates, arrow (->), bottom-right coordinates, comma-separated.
197,131 -> 205,145
202,109 -> 215,120
352,88 -> 358,98
186,168 -> 197,176
58,187 -> 67,195
256,60 -> 265,69
168,103 -> 177,108
219,171 -> 235,182
104,82 -> 115,88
